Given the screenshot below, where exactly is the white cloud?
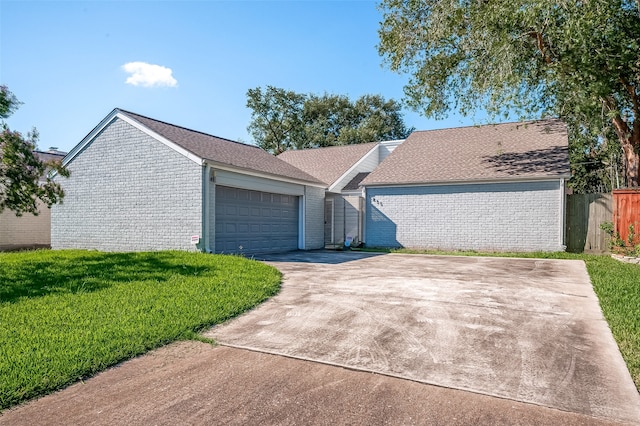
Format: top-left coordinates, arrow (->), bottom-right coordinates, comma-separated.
122,62 -> 177,88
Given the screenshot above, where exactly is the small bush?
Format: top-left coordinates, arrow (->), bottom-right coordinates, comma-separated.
601,221 -> 639,257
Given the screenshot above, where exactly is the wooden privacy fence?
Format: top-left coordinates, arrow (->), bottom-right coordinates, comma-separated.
565,193 -> 613,253
613,189 -> 640,246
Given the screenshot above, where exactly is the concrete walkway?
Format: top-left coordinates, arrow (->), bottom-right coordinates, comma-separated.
206,251 -> 640,424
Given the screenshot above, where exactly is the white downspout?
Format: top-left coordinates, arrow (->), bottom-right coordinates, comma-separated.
202,163 -> 212,253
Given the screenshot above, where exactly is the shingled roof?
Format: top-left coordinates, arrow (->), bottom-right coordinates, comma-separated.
34,150 -> 66,163
343,172 -> 371,191
277,142 -> 378,186
361,119 -> 569,186
118,109 -> 323,185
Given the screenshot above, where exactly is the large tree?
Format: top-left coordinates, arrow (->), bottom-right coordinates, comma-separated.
247,86 -> 413,154
0,85 -> 68,216
378,0 -> 640,187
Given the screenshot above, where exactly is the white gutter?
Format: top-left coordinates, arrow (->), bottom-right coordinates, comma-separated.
363,176 -> 572,189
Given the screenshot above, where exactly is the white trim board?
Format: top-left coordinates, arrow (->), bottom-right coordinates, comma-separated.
328,144 -> 380,193
363,176 -> 571,189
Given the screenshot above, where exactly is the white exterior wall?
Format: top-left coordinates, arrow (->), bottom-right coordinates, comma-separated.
330,146 -> 379,193
344,195 -> 361,244
214,169 -> 306,196
303,185 -> 325,250
51,118 -> 202,252
0,201 -> 51,251
365,180 -> 565,252
325,194 -> 362,245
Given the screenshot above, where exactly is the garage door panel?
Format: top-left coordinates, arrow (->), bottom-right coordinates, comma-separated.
215,186 -> 299,255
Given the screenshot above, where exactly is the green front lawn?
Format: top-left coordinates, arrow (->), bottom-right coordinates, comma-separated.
0,250 -> 281,410
388,248 -> 640,390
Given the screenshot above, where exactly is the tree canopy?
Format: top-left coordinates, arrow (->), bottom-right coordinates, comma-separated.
247,86 -> 413,154
0,85 -> 68,216
378,0 -> 640,189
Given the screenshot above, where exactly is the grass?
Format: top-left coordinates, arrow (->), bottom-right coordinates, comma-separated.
378,248 -> 640,390
0,250 -> 281,411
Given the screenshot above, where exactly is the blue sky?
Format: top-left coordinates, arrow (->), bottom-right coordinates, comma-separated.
1,0 -> 489,153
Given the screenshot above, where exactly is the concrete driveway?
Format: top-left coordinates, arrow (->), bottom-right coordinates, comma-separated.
206,251 -> 640,424
2,251 -> 639,425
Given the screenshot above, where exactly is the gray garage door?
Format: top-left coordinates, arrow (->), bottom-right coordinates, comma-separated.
215,186 -> 299,255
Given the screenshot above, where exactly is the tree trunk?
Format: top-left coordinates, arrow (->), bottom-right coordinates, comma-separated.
622,142 -> 640,187
606,103 -> 639,187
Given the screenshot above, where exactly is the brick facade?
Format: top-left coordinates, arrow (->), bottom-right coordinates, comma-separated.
51,118 -> 202,251
365,181 -> 564,252
0,201 -> 52,251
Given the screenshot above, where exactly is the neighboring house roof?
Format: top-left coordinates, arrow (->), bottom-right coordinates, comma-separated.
34,150 -> 66,163
278,142 -> 378,186
117,110 -> 323,185
34,150 -> 67,182
362,119 -> 570,186
343,172 -> 370,191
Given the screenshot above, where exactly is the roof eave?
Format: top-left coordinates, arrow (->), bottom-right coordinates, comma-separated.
362,174 -> 571,188
204,160 -> 327,188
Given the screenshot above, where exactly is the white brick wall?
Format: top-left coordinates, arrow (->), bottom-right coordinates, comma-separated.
304,186 -> 325,250
365,181 -> 564,252
51,118 -> 202,252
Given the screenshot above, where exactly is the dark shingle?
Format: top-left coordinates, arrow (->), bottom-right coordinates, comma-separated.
118,110 -> 323,185
343,172 -> 370,191
362,119 -> 569,186
278,143 -> 378,185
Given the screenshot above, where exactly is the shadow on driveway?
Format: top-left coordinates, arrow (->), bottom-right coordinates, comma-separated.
253,249 -> 385,264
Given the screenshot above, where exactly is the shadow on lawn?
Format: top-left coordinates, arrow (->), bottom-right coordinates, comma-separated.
0,252 -> 213,304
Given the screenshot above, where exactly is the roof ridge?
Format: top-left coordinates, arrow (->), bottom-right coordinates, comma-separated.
279,141 -> 379,155
33,150 -> 66,156
117,108 -> 262,150
411,118 -> 562,134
